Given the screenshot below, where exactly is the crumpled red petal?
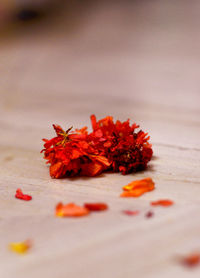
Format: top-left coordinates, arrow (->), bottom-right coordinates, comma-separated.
15,189 -> 32,201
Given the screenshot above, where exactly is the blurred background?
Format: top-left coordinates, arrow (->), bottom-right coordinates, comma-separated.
0,0 -> 200,150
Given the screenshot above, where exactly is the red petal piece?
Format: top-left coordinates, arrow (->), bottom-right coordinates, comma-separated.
15,189 -> 32,201
151,199 -> 174,207
122,210 -> 140,216
84,203 -> 108,211
180,253 -> 200,267
145,211 -> 154,218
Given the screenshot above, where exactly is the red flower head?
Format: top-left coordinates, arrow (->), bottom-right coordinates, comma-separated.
41,124 -> 110,178
89,115 -> 153,175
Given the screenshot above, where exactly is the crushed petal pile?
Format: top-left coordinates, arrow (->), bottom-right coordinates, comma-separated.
41,115 -> 153,178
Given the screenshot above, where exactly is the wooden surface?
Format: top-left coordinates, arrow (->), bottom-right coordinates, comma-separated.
0,0 -> 200,277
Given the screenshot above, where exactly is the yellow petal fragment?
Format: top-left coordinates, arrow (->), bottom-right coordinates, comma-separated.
9,240 -> 32,254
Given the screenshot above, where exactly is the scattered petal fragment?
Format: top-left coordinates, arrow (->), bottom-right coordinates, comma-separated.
151,199 -> 174,207
15,189 -> 32,201
84,203 -> 108,211
180,253 -> 200,267
55,203 -> 89,217
123,210 -> 140,216
145,211 -> 154,218
123,178 -> 154,191
9,240 -> 32,254
120,178 -> 155,197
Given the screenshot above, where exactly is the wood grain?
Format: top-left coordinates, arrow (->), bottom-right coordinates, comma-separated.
0,0 -> 200,277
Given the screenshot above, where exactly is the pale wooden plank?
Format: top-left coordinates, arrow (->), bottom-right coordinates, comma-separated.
0,0 -> 200,277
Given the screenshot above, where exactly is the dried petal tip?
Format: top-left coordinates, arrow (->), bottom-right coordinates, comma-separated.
15,189 -> 32,201
151,199 -> 174,207
55,202 -> 89,217
9,240 -> 32,254
84,203 -> 108,211
180,253 -> 200,267
120,177 -> 155,197
122,210 -> 140,216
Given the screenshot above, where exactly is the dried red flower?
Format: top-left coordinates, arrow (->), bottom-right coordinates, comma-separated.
89,115 -> 153,175
180,253 -> 200,267
41,115 -> 152,178
122,210 -> 140,216
151,199 -> 174,207
42,124 -> 110,178
15,189 -> 32,201
84,203 -> 108,211
120,177 -> 155,197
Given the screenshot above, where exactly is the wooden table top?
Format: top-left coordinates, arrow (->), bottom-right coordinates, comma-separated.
0,0 -> 200,277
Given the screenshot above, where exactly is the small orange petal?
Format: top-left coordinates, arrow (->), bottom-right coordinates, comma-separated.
50,162 -> 65,178
120,188 -> 147,197
55,203 -> 89,217
121,178 -> 155,197
151,199 -> 174,207
90,114 -> 97,130
123,178 -> 154,191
